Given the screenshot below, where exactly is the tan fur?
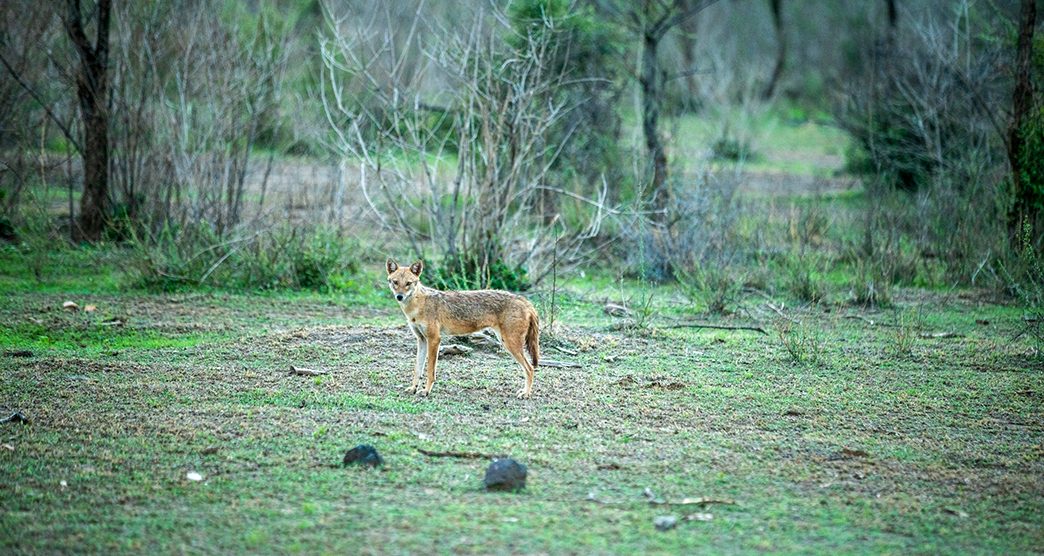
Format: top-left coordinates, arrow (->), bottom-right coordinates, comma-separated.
386,258 -> 540,399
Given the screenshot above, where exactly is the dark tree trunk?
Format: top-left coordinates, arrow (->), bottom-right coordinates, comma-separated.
1007,0 -> 1037,244
641,28 -> 668,215
761,0 -> 785,99
65,0 -> 112,241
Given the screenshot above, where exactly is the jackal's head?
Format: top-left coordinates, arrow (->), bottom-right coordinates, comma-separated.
386,259 -> 422,303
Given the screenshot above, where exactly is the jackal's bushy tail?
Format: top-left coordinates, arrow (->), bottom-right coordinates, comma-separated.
526,310 -> 539,368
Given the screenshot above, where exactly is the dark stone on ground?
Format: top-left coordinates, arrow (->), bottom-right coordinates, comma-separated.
654,515 -> 677,531
343,444 -> 383,468
1,412 -> 29,424
2,350 -> 32,358
484,458 -> 527,491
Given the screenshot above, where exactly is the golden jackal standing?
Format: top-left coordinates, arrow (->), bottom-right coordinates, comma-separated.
386,259 -> 540,399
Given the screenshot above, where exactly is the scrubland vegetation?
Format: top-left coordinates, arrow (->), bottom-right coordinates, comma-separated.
1,0 -> 1042,553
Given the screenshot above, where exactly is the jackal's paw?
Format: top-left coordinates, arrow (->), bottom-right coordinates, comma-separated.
404,383 -> 417,394
420,388 -> 433,397
515,388 -> 531,400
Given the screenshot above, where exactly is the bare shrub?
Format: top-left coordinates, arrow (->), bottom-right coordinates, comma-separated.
1002,223 -> 1044,354
838,1 -> 1013,284
108,2 -> 290,235
676,263 -> 745,315
319,2 -> 605,289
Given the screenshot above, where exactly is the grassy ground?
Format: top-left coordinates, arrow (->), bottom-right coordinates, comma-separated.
1,244 -> 1042,554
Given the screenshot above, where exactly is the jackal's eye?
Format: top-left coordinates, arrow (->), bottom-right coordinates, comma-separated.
391,280 -> 399,286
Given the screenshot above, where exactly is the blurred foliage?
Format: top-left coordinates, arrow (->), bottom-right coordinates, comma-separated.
508,0 -> 626,189
426,253 -> 530,292
129,223 -> 360,292
1016,105 -> 1044,213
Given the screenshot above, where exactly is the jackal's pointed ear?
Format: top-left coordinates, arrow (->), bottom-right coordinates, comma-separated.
386,258 -> 398,274
410,260 -> 423,276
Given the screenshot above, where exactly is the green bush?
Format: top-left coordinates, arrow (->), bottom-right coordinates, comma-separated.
675,264 -> 744,315
1015,106 -> 1044,214
129,224 -> 359,292
711,135 -> 756,162
775,320 -> 824,366
507,0 -> 625,187
849,258 -> 892,308
1002,223 -> 1044,353
843,106 -> 935,190
426,254 -> 530,292
784,256 -> 828,304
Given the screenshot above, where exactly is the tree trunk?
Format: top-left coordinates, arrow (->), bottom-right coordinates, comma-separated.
1007,0 -> 1037,244
641,29 -> 668,216
77,87 -> 109,240
66,0 -> 112,241
761,0 -> 785,99
676,14 -> 699,111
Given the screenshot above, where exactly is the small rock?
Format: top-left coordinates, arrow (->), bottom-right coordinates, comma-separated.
1,412 -> 29,425
343,444 -> 383,468
484,458 -> 527,492
84,305 -> 97,313
654,515 -> 677,531
62,301 -> 79,311
186,471 -> 203,481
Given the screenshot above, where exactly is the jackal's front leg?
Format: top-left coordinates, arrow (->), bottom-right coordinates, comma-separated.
421,328 -> 440,396
408,329 -> 425,394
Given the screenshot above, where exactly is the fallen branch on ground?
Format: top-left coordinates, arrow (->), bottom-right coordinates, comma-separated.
919,331 -> 965,339
588,489 -> 737,507
644,487 -> 736,506
417,448 -> 504,460
765,301 -> 800,324
603,303 -> 633,318
439,344 -> 473,356
843,315 -> 902,328
289,365 -> 326,376
462,330 -> 500,347
661,322 -> 768,335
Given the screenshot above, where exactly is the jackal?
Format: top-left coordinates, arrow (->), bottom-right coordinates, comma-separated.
386,259 -> 540,399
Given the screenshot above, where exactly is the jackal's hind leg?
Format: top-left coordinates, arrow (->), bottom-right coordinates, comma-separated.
501,331 -> 534,399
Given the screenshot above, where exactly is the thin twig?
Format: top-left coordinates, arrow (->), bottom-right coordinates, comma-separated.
661,322 -> 768,335
843,315 -> 902,328
416,448 -> 504,460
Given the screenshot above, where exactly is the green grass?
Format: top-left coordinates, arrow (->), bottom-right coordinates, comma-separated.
0,321 -> 219,356
622,105 -> 851,177
1,244 -> 1041,554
